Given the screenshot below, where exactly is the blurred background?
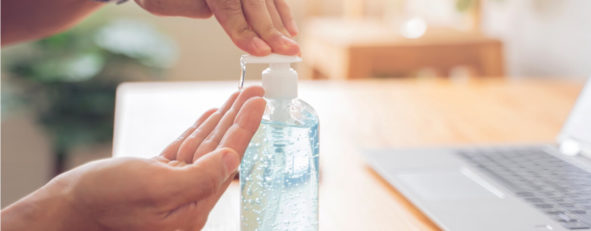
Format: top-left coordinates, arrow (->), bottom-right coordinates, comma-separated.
2,0 -> 591,207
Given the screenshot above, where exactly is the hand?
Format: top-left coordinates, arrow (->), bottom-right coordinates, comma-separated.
134,0 -> 213,19
134,0 -> 299,56
1,86 -> 266,231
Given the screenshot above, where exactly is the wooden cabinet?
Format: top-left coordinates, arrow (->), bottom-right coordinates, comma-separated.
301,19 -> 504,79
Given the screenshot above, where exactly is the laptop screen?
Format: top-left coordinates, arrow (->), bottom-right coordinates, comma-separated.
559,77 -> 591,157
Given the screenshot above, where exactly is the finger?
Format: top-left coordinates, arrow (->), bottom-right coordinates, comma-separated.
176,91 -> 239,163
160,108 -> 217,160
153,155 -> 171,163
206,0 -> 272,56
265,0 -> 290,37
218,96 -> 267,157
242,0 -> 300,55
274,0 -> 298,36
168,160 -> 187,167
192,86 -> 265,162
167,147 -> 240,207
193,97 -> 267,215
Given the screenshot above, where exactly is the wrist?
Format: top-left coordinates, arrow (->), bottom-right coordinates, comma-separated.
1,178 -> 92,231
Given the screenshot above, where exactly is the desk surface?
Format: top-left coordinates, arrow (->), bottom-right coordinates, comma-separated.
114,78 -> 581,230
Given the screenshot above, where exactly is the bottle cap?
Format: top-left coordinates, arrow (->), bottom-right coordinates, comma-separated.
241,54 -> 301,99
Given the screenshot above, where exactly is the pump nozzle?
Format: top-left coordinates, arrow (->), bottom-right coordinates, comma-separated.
241,54 -> 301,99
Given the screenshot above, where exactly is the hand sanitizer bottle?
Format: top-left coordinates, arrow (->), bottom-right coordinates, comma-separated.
240,54 -> 319,231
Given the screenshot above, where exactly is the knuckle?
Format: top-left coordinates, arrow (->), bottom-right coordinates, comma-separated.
201,141 -> 216,152
219,147 -> 234,153
237,26 -> 252,35
261,25 -> 278,36
227,107 -> 238,116
231,26 -> 255,42
211,111 -> 224,119
216,0 -> 243,13
254,26 -> 280,41
202,136 -> 215,145
244,0 -> 265,9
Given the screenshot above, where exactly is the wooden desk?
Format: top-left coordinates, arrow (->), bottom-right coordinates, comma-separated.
301,19 -> 504,79
113,78 -> 580,230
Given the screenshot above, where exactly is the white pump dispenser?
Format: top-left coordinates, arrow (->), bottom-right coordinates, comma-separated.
241,54 -> 301,99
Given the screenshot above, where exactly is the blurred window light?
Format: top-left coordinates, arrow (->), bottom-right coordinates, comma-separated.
64,53 -> 104,81
401,17 -> 428,39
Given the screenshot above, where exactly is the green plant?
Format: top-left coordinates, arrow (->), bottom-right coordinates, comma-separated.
2,19 -> 176,174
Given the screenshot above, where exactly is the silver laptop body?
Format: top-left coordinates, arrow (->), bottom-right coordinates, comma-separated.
365,79 -> 591,231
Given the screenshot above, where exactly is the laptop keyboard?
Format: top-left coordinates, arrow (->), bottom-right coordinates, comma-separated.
458,147 -> 591,230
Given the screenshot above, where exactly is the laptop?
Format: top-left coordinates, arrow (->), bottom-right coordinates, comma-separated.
364,78 -> 591,231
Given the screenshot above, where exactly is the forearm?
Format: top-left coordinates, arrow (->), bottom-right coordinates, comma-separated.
1,0 -> 104,46
1,180 -> 89,231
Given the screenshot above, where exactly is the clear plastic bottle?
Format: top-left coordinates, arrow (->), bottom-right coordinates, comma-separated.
240,55 -> 319,231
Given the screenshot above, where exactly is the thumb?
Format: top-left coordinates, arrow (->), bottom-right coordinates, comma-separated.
171,147 -> 241,206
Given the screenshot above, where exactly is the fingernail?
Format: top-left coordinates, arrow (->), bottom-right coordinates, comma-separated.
281,28 -> 292,38
279,35 -> 297,48
251,37 -> 271,55
277,35 -> 300,55
222,149 -> 240,176
289,21 -> 299,36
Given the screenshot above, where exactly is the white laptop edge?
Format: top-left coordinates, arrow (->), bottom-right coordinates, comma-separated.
557,78 -> 591,159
